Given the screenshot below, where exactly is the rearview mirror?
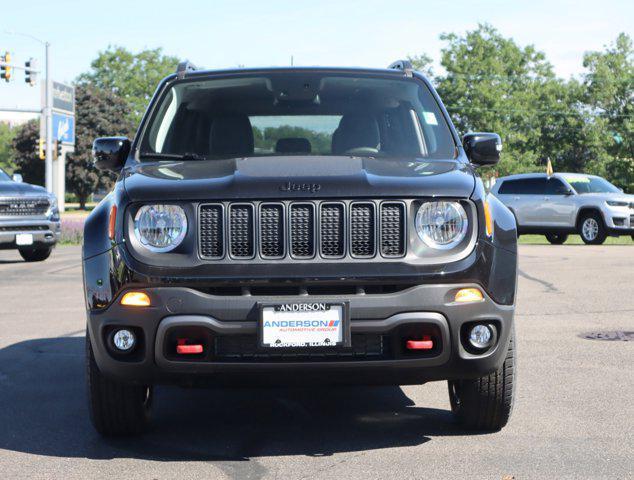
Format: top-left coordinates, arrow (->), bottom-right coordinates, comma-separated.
92,137 -> 131,172
463,133 -> 502,166
12,173 -> 23,183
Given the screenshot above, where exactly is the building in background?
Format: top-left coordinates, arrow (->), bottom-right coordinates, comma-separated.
0,111 -> 38,128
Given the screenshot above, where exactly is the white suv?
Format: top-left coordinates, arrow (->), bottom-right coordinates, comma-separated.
491,173 -> 634,244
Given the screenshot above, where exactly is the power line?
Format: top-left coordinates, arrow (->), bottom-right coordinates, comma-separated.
439,73 -> 564,81
446,106 -> 633,119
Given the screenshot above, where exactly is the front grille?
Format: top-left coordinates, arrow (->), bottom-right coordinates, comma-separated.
290,204 -> 315,258
195,283 -> 416,296
199,200 -> 407,261
214,333 -> 387,361
199,205 -> 224,258
350,203 -> 376,257
320,203 -> 344,257
0,225 -> 49,232
229,205 -> 254,258
260,204 -> 284,258
0,197 -> 49,217
380,202 -> 406,256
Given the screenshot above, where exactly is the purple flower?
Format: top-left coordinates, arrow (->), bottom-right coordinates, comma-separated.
60,218 -> 86,244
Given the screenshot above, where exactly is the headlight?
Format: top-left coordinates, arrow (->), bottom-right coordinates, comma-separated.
606,200 -> 628,207
134,204 -> 188,252
47,195 -> 59,218
415,201 -> 468,249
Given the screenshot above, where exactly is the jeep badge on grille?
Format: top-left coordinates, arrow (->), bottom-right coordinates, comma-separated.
280,181 -> 321,193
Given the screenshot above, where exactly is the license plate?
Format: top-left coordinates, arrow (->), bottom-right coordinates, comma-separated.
15,234 -> 33,246
260,302 -> 349,348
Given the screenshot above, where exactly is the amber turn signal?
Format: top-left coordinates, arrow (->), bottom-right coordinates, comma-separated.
108,205 -> 117,240
454,288 -> 484,303
484,201 -> 493,237
120,291 -> 151,307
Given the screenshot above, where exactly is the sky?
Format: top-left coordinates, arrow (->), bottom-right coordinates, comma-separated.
0,0 -> 632,115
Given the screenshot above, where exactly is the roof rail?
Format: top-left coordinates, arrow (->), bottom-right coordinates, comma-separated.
388,59 -> 413,77
176,60 -> 198,79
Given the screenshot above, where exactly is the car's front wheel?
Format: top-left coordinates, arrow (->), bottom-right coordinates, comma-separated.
578,213 -> 606,245
545,233 -> 568,245
86,332 -> 153,436
448,329 -> 515,431
18,246 -> 53,262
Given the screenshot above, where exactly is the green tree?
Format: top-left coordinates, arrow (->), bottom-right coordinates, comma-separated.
254,125 -> 332,154
0,123 -> 17,173
77,46 -> 179,125
434,24 -> 557,175
407,53 -> 434,79
66,84 -> 134,209
408,24 -> 615,180
11,120 -> 43,185
533,78 -> 608,175
582,33 -> 633,190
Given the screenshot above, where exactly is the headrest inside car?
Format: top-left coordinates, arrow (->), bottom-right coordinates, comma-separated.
275,137 -> 312,154
209,114 -> 254,156
331,113 -> 380,154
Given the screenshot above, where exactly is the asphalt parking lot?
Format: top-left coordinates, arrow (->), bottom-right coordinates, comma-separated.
0,245 -> 632,479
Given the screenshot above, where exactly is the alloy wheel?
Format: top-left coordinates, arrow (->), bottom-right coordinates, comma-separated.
582,218 -> 599,241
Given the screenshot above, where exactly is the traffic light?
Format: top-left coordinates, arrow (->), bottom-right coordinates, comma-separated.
1,52 -> 11,82
55,140 -> 62,159
25,58 -> 37,86
38,138 -> 45,160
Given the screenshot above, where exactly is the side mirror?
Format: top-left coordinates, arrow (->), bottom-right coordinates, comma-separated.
92,137 -> 131,172
565,188 -> 575,196
12,173 -> 23,183
463,132 -> 502,166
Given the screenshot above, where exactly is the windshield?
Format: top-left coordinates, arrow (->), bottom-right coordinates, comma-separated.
140,72 -> 456,160
0,168 -> 11,182
565,176 -> 621,194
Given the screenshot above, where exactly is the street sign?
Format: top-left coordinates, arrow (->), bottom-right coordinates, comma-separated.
52,81 -> 74,113
40,81 -> 76,141
53,112 -> 75,144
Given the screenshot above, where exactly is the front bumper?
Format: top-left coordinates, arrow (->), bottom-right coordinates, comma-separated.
603,205 -> 634,234
0,218 -> 61,249
87,283 -> 515,386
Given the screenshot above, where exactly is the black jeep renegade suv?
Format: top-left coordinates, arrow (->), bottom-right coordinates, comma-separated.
83,61 -> 517,436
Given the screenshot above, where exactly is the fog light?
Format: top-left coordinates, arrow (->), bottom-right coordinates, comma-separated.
468,324 -> 493,349
112,329 -> 136,351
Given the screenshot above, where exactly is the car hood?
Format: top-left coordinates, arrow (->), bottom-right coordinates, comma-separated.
577,192 -> 634,203
123,156 -> 475,201
0,181 -> 48,197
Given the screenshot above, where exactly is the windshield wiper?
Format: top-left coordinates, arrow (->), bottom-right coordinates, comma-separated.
139,152 -> 207,161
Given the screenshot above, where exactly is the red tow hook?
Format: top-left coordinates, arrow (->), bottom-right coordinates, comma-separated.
406,336 -> 434,350
176,338 -> 204,355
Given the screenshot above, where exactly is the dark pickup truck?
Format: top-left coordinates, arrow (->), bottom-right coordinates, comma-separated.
0,168 -> 60,261
83,61 -> 518,436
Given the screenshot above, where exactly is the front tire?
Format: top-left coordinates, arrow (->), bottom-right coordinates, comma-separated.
448,330 -> 515,431
545,233 -> 568,245
86,332 -> 152,436
19,246 -> 53,262
578,213 -> 606,245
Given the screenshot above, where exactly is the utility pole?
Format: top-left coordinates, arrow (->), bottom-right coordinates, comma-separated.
44,42 -> 52,193
3,31 -> 53,193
